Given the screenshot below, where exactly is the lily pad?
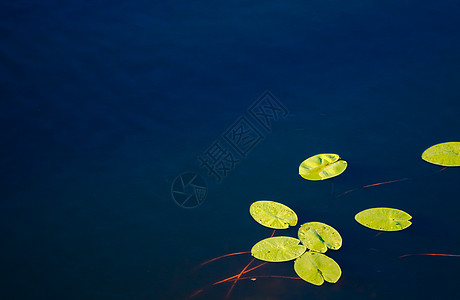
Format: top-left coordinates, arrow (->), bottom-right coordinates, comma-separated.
251,236 -> 307,262
298,222 -> 342,253
294,251 -> 342,285
355,207 -> 412,231
421,142 -> 460,167
299,153 -> 347,181
250,201 -> 298,229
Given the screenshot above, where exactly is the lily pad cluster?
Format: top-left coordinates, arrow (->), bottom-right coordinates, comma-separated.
249,201 -> 342,286
190,143 -> 459,299
245,144 -> 458,288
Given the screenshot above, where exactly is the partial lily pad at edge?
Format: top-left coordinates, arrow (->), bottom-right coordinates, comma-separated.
421,142 -> 460,167
298,222 -> 342,253
355,207 -> 412,231
250,201 -> 298,229
251,236 -> 307,262
299,153 -> 347,181
294,251 -> 342,285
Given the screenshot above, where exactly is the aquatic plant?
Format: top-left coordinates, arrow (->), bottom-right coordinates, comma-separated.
249,200 -> 297,229
298,222 -> 342,253
422,141 -> 460,166
249,200 -> 343,286
355,207 -> 412,231
299,153 -> 347,180
251,236 -> 306,262
190,144 -> 459,299
294,251 -> 341,286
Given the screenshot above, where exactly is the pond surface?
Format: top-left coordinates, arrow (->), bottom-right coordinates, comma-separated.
1,1 -> 460,299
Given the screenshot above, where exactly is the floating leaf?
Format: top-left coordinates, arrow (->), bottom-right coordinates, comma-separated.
421,142 -> 460,167
294,251 -> 341,285
298,222 -> 342,253
355,207 -> 412,231
251,236 -> 306,262
249,201 -> 298,229
299,153 -> 347,181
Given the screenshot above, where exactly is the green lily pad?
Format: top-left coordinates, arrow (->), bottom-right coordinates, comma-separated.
299,153 -> 347,181
422,142 -> 460,167
298,222 -> 342,253
250,201 -> 298,229
355,207 -> 412,231
294,251 -> 342,285
251,236 -> 307,262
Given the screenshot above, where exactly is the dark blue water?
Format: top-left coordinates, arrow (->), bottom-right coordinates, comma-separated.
1,1 -> 460,299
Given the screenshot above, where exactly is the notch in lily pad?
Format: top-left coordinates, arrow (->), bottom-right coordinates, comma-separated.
250,201 -> 298,229
422,141 -> 460,167
298,222 -> 342,253
299,153 -> 347,181
355,207 -> 412,231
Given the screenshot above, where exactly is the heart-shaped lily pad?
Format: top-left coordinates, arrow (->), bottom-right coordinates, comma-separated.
251,236 -> 307,262
250,201 -> 298,229
422,141 -> 460,167
355,207 -> 412,231
298,222 -> 342,253
294,251 -> 342,285
299,153 -> 347,181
